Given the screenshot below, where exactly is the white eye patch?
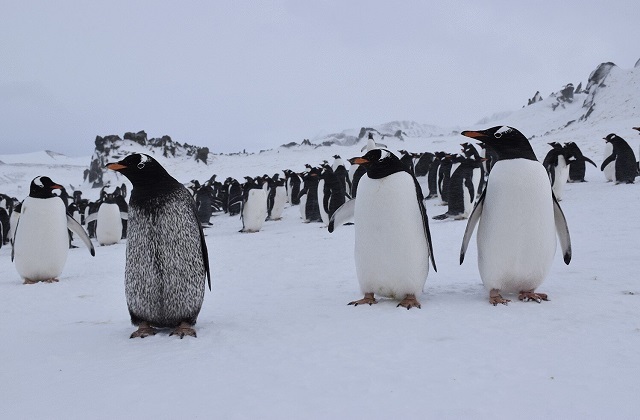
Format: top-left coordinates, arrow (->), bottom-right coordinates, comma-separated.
34,176 -> 44,187
494,126 -> 513,138
378,150 -> 391,160
137,154 -> 151,169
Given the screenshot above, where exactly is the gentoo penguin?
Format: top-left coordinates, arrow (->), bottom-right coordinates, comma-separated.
542,142 -> 570,200
425,152 -> 444,199
459,127 -> 571,305
85,187 -> 128,246
414,152 -> 435,178
564,141 -> 596,182
106,154 -> 210,338
601,141 -> 615,182
12,176 -> 95,284
283,170 -> 302,205
240,177 -> 267,232
226,178 -> 243,216
461,142 -> 486,196
318,164 -> 346,225
433,157 -> 483,220
331,155 -> 352,199
298,168 -> 322,223
267,176 -> 287,221
601,133 -> 637,184
329,149 -> 437,309
360,132 -> 387,152
398,150 -> 415,174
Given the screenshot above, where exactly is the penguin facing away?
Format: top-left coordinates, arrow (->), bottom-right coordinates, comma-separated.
106,154 -> 210,338
459,127 -> 571,306
12,176 -> 95,284
329,149 -> 437,309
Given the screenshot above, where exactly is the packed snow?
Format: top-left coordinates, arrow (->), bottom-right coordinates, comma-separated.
1,63 -> 640,419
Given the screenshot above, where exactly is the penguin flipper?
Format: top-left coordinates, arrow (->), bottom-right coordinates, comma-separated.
600,153 -> 615,171
66,214 -> 95,256
328,199 -> 355,233
412,176 -> 437,272
120,212 -> 128,220
583,156 -> 597,168
84,212 -> 98,224
460,189 -> 485,264
552,194 -> 572,265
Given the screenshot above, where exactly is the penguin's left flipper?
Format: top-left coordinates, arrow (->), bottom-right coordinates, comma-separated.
460,189 -> 485,264
583,156 -> 597,168
552,194 -> 572,265
119,212 -> 128,220
66,215 -> 95,256
328,199 -> 355,233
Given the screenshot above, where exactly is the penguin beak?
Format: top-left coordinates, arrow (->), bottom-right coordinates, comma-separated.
51,184 -> 63,190
106,162 -> 127,171
461,130 -> 489,141
349,157 -> 369,165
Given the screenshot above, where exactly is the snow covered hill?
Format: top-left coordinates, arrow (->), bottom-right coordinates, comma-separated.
1,59 -> 640,418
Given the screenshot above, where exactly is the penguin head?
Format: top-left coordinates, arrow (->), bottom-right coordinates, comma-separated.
348,149 -> 405,179
29,176 -> 63,198
603,133 -> 622,144
106,153 -> 172,187
461,126 -> 537,161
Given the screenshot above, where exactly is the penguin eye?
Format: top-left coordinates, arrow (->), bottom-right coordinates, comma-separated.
494,126 -> 513,139
137,162 -> 145,169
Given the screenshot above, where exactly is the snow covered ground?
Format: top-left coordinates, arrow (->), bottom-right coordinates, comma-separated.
2,61 -> 640,418
1,138 -> 639,418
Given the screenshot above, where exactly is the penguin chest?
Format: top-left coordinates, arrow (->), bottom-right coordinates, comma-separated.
354,173 -> 429,297
477,160 -> 556,292
242,189 -> 267,231
13,197 -> 69,280
96,203 -> 122,245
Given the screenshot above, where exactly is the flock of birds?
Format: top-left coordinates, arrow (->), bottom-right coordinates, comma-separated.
0,126 -> 638,338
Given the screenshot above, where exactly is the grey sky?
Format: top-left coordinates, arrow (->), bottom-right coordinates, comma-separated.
2,1 -> 638,156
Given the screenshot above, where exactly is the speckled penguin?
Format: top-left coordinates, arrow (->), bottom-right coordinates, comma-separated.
107,154 -> 211,339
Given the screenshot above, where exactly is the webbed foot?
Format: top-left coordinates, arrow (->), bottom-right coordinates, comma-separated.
348,293 -> 377,306
397,294 -> 421,309
489,289 -> 510,306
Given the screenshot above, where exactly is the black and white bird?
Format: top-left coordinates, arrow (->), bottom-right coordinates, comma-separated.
107,154 -> 210,338
12,176 -> 94,284
330,149 -> 436,309
459,126 -> 571,305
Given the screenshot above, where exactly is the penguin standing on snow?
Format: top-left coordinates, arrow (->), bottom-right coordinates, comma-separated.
600,133 -> 637,184
12,176 -> 95,284
564,141 -> 596,182
542,142 -> 570,200
433,157 -> 483,220
329,149 -> 437,309
106,154 -> 210,338
85,187 -> 128,246
240,176 -> 267,232
459,127 -> 571,305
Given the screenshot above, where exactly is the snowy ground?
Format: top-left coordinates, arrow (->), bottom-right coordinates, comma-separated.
1,154 -> 639,418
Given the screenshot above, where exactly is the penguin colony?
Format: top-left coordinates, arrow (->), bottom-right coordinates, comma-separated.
2,126 -> 637,337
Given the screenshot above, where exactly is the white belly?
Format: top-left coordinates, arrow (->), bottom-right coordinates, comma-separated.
603,143 -> 614,181
477,160 -> 556,293
270,186 -> 287,220
242,189 -> 267,232
13,197 -> 69,281
96,203 -> 122,245
354,172 -> 429,298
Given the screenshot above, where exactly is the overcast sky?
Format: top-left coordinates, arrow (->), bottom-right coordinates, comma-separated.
2,1 -> 639,156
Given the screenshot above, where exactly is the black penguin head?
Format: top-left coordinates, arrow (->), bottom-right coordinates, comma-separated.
461,126 -> 537,161
106,153 -> 174,189
604,133 -> 621,144
29,176 -> 63,198
348,149 -> 404,179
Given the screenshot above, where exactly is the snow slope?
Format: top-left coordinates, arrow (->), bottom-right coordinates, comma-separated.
1,61 -> 640,418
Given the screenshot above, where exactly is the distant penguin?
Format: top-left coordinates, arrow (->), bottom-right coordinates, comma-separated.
194,182 -> 215,226
542,142 -> 570,200
398,150 -> 415,174
437,154 -> 457,205
425,152 -> 443,199
601,133 -> 637,184
360,132 -> 387,152
226,178 -> 243,216
329,149 -> 437,309
106,154 -> 210,338
240,177 -> 268,232
461,142 -> 486,196
299,168 -> 322,222
459,126 -> 571,305
12,176 -> 95,284
318,164 -> 346,225
564,141 -> 596,182
331,155 -> 352,199
433,157 -> 483,220
283,170 -> 302,205
0,194 -> 11,245
414,152 -> 435,178
86,189 -> 128,246
268,177 -> 287,221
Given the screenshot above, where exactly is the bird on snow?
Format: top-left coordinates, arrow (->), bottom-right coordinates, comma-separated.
459,126 -> 571,305
107,154 -> 210,338
329,149 -> 436,309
